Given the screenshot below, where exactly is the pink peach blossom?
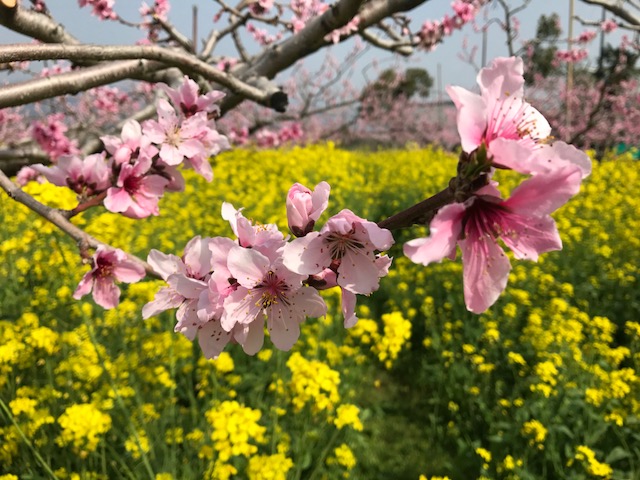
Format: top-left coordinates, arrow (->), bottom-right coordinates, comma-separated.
222,247 -> 327,354
283,209 -> 393,295
73,246 -> 145,309
103,157 -> 169,218
446,56 -> 553,175
32,153 -> 110,197
404,165 -> 586,313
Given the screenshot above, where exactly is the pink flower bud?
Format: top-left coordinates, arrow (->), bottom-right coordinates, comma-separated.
286,181 -> 330,237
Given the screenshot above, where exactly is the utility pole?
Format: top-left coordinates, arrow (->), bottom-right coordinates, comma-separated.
437,63 -> 443,128
482,27 -> 488,68
192,5 -> 198,54
598,7 -> 606,73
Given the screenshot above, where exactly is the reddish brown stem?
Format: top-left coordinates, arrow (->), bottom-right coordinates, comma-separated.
377,187 -> 455,230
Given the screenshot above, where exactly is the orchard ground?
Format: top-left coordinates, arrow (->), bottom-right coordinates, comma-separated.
1,144 -> 639,480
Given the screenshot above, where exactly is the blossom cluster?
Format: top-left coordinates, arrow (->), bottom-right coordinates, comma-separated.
137,181 -> 393,357
416,0 -> 490,51
404,57 -> 591,313
30,76 -> 229,219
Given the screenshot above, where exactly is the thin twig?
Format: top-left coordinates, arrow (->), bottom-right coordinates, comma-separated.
0,168 -> 158,278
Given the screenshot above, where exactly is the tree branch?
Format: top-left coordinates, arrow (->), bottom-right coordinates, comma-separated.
579,0 -> 640,26
0,44 -> 282,109
360,28 -> 413,55
0,168 -> 158,278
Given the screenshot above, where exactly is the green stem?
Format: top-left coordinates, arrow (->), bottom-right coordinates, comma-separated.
84,320 -> 156,480
306,427 -> 342,480
0,397 -> 59,479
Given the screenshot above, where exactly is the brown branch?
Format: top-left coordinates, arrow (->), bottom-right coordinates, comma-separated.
0,167 -> 159,278
377,187 -> 455,230
0,44 -> 280,109
0,3 -> 80,45
579,0 -> 640,26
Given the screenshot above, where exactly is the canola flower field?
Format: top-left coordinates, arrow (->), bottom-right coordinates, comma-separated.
0,144 -> 639,480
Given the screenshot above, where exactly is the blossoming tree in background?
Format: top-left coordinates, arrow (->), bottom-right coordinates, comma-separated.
0,0 -> 637,359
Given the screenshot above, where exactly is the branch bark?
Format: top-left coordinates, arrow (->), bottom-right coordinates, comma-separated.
579,0 -> 640,26
0,44 -> 280,109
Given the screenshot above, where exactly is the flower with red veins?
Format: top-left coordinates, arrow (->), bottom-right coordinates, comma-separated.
73,246 -> 145,309
283,209 -> 394,295
221,202 -> 286,255
286,181 -> 330,237
404,165 -> 586,313
32,153 -> 110,198
143,99 -> 208,168
161,76 -> 226,118
101,119 -> 158,165
104,157 -> 169,219
447,56 -> 555,175
222,247 -> 327,354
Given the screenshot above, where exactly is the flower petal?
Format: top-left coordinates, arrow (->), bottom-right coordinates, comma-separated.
404,203 -> 466,265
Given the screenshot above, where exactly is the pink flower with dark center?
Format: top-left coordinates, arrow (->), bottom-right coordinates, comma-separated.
447,56 -> 554,175
221,202 -> 286,255
283,209 -> 394,295
161,76 -> 225,118
101,119 -> 158,165
222,247 -> 327,354
104,157 -> 169,218
32,153 -> 110,198
73,246 -> 145,309
404,165 -> 586,313
143,99 -> 208,168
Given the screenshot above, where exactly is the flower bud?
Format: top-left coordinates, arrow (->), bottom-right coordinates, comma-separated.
286,181 -> 330,237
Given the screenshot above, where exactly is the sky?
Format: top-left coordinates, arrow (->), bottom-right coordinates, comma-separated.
0,0 -> 625,97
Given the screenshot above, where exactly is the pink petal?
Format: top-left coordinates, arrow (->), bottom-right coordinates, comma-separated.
282,232 -> 330,275
147,250 -> 186,280
142,287 -> 184,319
489,137 -> 536,174
236,320 -> 265,355
446,85 -> 487,152
505,166 -> 583,217
183,236 -> 214,279
341,289 -> 358,328
266,302 -> 302,351
93,276 -> 121,309
167,274 -> 207,299
113,260 -> 145,283
222,287 -> 263,330
227,247 -> 268,287
104,187 -> 133,213
460,234 -> 511,314
310,181 -> 331,221
197,319 -> 232,359
337,248 -> 381,295
73,271 -> 94,299
404,203 -> 466,265
530,141 -> 592,179
360,220 -> 394,251
478,56 -> 524,101
139,175 -> 169,197
175,299 -> 201,340
500,214 -> 562,261
159,144 -> 184,165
